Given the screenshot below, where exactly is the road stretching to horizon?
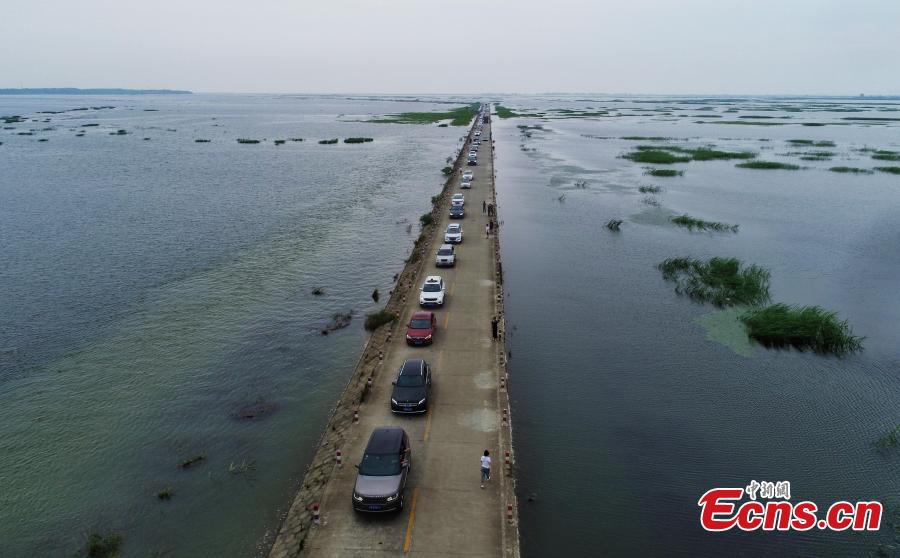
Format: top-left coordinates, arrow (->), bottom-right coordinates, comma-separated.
268,111 -> 520,557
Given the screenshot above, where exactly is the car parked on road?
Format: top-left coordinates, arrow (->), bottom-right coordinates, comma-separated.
390,358 -> 431,414
451,193 -> 465,207
462,170 -> 474,181
352,427 -> 410,512
460,180 -> 472,189
435,244 -> 456,267
419,275 -> 445,307
444,223 -> 462,243
406,311 -> 436,346
449,205 -> 465,218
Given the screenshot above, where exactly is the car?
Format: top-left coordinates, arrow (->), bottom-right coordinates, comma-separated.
474,131 -> 482,137
444,223 -> 462,243
451,193 -> 465,206
352,427 -> 410,512
406,311 -> 436,346
418,275 -> 445,307
435,244 -> 455,267
390,358 -> 432,414
460,180 -> 472,189
462,170 -> 474,181
449,205 -> 465,218
467,158 -> 477,166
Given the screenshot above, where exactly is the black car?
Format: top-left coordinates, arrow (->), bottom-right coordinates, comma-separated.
352,427 -> 410,512
390,359 -> 431,414
467,158 -> 477,166
449,206 -> 465,219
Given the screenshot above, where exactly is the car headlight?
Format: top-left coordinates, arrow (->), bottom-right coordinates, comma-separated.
391,398 -> 398,405
424,335 -> 432,340
406,334 -> 412,340
353,494 -> 363,502
386,492 -> 400,502
418,398 -> 426,405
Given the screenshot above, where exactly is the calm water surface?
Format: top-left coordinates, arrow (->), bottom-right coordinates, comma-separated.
0,94 -> 468,557
494,96 -> 900,557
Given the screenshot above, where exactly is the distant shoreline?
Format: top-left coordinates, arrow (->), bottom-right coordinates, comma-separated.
0,88 -> 192,95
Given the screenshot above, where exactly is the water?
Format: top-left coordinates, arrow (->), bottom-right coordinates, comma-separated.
0,94 -> 467,556
494,96 -> 900,557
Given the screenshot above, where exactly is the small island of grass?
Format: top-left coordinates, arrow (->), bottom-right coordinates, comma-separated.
374,103 -> 479,126
829,167 -> 874,174
740,303 -> 862,355
318,138 -> 339,145
645,168 -> 683,177
344,137 -> 374,143
623,149 -> 690,164
875,166 -> 900,175
736,161 -> 801,170
237,138 -> 260,144
658,257 -> 770,307
670,215 -> 739,232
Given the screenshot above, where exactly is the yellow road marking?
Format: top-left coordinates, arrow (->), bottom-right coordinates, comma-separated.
443,312 -> 450,329
403,487 -> 420,553
423,407 -> 434,442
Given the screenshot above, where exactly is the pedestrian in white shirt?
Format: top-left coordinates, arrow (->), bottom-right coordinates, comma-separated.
480,450 -> 491,488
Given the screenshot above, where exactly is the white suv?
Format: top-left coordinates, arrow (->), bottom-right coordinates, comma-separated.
444,224 -> 462,243
435,244 -> 456,267
462,171 -> 474,181
419,276 -> 445,307
451,193 -> 465,207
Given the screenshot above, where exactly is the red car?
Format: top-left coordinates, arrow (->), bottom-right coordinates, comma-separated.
406,311 -> 436,346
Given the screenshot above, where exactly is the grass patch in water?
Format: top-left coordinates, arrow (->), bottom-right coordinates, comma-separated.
645,168 -> 683,177
237,138 -> 260,144
658,257 -> 770,307
787,139 -> 835,147
875,166 -> 900,175
871,150 -> 900,161
85,532 -> 123,557
344,137 -> 374,143
375,103 -> 478,126
705,120 -> 786,126
195,139 -> 210,143
829,166 -> 873,174
736,161 -> 800,170
621,136 -> 672,140
495,105 -> 523,118
670,215 -> 739,232
875,426 -> 900,450
364,309 -> 396,331
638,185 -> 662,193
623,149 -> 690,164
318,138 -> 338,144
690,148 -> 755,161
740,303 -> 863,355
273,139 -> 285,145
606,219 -> 623,231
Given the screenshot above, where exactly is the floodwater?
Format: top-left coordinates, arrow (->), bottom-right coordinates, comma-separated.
494,96 -> 900,557
0,94 -> 467,557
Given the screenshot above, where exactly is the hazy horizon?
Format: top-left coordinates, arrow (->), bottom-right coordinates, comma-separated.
3,0 -> 899,95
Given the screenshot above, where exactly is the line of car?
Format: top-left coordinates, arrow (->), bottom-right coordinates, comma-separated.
352,108 -> 490,513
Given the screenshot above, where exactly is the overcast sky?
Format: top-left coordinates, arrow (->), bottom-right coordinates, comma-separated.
2,0 -> 898,95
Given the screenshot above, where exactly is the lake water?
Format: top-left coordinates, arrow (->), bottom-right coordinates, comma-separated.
493,96 -> 900,557
0,94 -> 467,556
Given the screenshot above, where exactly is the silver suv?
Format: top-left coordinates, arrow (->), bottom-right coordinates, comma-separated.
435,244 -> 456,267
352,427 -> 410,512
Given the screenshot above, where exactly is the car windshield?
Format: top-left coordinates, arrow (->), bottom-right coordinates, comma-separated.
397,373 -> 425,387
446,227 -> 459,233
410,319 -> 431,329
438,248 -> 453,255
423,283 -> 442,292
451,207 -> 462,212
359,452 -> 401,476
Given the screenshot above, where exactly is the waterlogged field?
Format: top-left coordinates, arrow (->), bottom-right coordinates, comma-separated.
0,94 -> 472,556
493,96 -> 900,557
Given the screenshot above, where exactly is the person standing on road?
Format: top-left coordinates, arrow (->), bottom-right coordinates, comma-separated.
491,316 -> 499,340
482,200 -> 487,214
485,223 -> 490,238
480,450 -> 491,488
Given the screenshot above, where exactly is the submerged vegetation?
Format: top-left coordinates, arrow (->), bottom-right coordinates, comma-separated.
875,426 -> 900,450
871,150 -> 900,161
318,138 -> 339,144
670,215 -> 739,232
237,138 -> 260,144
606,219 -> 623,231
623,149 -> 690,164
829,166 -> 874,174
740,304 -> 863,355
736,161 -> 801,170
875,167 -> 900,175
645,168 -> 683,177
344,137 -> 374,143
85,532 -> 123,558
625,145 -> 754,164
658,257 -> 770,307
374,103 -> 479,126
638,185 -> 662,193
364,309 -> 396,331
787,139 -> 835,147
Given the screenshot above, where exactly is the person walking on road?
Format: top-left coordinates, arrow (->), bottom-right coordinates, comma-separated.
485,223 -> 490,238
480,450 -> 491,488
482,200 -> 487,214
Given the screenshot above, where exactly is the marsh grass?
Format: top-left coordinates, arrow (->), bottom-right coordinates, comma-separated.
872,151 -> 900,161
875,426 -> 900,450
180,454 -> 206,469
875,167 -> 900,175
658,257 -> 770,307
441,166 -> 453,176
274,139 -> 285,145
638,185 -> 662,193
606,219 -> 623,231
495,105 -> 522,118
736,161 -> 801,170
624,149 -> 690,164
86,532 -> 123,558
376,103 -> 479,126
237,138 -> 260,144
344,137 -> 374,143
630,145 -> 754,162
621,136 -> 673,140
707,120 -> 786,126
740,304 -> 863,355
829,167 -> 874,174
671,215 -> 739,232
787,139 -> 835,147
364,309 -> 396,331
645,168 -> 683,177
157,487 -> 174,500
318,138 -> 339,144
195,139 -> 210,143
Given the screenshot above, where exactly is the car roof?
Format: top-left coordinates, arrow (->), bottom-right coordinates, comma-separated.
447,224 -> 460,229
452,193 -> 464,198
366,427 -> 405,453
400,358 -> 425,376
411,311 -> 433,319
424,275 -> 442,283
439,243 -> 453,249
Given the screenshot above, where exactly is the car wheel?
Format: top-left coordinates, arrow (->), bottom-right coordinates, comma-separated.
398,497 -> 404,511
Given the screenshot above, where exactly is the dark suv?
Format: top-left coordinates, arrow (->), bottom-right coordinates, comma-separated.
352,427 -> 410,512
390,359 -> 431,414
